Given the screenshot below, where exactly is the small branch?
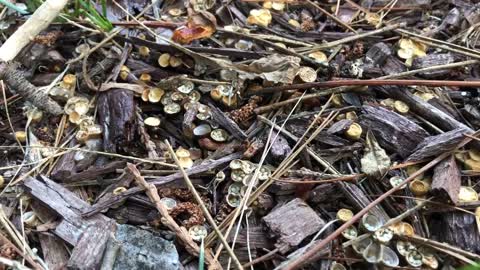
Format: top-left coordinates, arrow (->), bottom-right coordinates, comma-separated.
165,141 -> 244,270
304,23 -> 404,51
0,0 -> 68,61
126,163 -> 222,270
402,234 -> 480,263
253,79 -> 480,95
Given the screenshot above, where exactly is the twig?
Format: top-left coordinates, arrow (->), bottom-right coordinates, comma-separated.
282,131 -> 480,270
402,234 -> 480,262
254,79 -> 480,94
126,163 -> 222,270
301,23 -> 403,52
253,59 -> 480,114
305,0 -> 357,33
165,142 -> 244,270
242,248 -> 280,268
0,0 -> 68,61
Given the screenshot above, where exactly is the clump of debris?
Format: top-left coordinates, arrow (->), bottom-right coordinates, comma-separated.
0,0 -> 480,269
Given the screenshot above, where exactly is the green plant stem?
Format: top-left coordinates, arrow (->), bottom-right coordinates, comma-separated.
0,0 -> 28,14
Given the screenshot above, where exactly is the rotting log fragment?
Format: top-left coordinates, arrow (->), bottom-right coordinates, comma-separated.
23,176 -> 115,269
412,53 -> 456,78
379,86 -> 472,132
0,62 -> 63,115
98,89 -> 137,153
38,233 -> 69,270
432,155 -> 461,204
430,211 -> 480,254
262,198 -> 325,253
360,105 -> 429,158
407,128 -> 468,161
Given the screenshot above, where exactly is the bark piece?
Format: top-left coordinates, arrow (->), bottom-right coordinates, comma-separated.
380,86 -> 472,132
64,161 -> 126,183
229,226 -> 273,250
381,56 -> 406,75
98,89 -> 137,153
431,212 -> 480,254
327,119 -> 353,135
209,104 -> 247,140
67,221 -> 115,270
412,53 -> 456,78
24,176 -> 112,244
360,105 -> 429,158
432,155 -> 461,204
365,42 -> 392,66
51,140 -> 77,180
24,176 -> 115,269
0,62 -> 63,115
38,233 -> 69,270
407,128 -> 468,161
263,198 -> 325,253
338,182 -> 390,223
83,152 -> 242,217
269,134 -> 292,162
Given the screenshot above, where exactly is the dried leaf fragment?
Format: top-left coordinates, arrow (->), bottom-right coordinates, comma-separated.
361,131 -> 391,178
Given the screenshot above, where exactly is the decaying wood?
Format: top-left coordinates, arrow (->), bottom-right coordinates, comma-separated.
380,86 -> 472,132
360,105 -> 429,158
209,104 -> 247,140
0,62 -> 63,115
430,211 -> 480,254
412,53 -> 456,78
82,152 -> 242,217
327,119 -> 353,135
365,42 -> 392,66
263,198 -> 325,253
24,176 -> 115,269
38,233 -> 69,270
432,155 -> 461,204
407,128 -> 468,161
98,89 -> 137,153
67,220 -> 115,270
63,161 -> 126,183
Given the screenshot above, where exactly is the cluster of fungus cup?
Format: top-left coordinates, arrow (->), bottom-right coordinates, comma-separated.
246,9 -> 272,27
210,85 -> 238,108
175,147 -> 193,169
63,92 -> 102,144
380,98 -> 410,114
24,104 -> 43,124
348,210 -> 439,269
158,53 -> 183,68
225,159 -> 272,208
49,73 -> 76,101
344,209 -> 439,268
397,38 -> 427,66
